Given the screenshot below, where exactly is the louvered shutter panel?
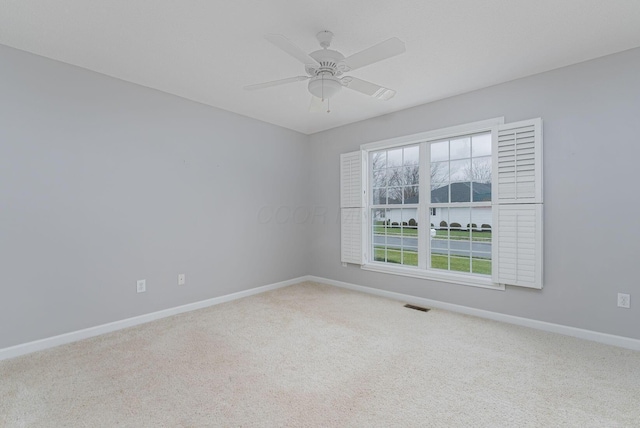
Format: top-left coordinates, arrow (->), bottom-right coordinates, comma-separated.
494,118 -> 543,204
493,119 -> 543,288
341,152 -> 363,208
494,204 -> 543,288
340,152 -> 364,264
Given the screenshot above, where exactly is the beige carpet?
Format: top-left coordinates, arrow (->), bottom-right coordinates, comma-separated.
1,281 -> 639,427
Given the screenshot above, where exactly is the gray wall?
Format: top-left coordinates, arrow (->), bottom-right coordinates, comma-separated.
309,47 -> 640,340
2,44 -> 639,350
0,45 -> 311,349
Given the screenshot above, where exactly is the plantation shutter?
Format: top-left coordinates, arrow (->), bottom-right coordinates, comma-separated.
340,151 -> 364,265
492,118 -> 543,288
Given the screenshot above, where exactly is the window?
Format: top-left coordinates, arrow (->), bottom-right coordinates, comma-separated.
369,132 -> 493,278
371,145 -> 420,266
429,132 -> 493,276
340,117 -> 544,290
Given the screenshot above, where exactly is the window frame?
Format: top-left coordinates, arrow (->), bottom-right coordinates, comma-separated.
360,117 -> 505,290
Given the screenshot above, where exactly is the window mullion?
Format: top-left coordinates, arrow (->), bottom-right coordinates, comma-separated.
418,141 -> 429,270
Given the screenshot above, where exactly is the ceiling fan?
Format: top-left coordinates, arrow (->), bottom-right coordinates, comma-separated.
244,31 -> 406,109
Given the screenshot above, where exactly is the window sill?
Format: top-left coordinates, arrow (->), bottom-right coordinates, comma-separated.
361,263 -> 505,291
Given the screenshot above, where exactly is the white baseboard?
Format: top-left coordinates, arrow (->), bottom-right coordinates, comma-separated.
0,276 -> 305,361
3,274 -> 638,361
307,275 -> 640,352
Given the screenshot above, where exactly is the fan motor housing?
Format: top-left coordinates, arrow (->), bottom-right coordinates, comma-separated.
307,49 -> 345,77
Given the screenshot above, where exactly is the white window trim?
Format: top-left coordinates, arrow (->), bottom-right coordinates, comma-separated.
361,263 -> 505,290
361,118 -> 505,151
360,117 -> 505,290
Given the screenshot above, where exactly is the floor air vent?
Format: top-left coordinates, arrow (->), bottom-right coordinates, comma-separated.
404,304 -> 430,312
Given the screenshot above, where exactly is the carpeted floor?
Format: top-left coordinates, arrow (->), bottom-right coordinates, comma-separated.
1,281 -> 639,427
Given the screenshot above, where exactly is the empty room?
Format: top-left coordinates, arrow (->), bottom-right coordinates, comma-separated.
1,1 -> 640,426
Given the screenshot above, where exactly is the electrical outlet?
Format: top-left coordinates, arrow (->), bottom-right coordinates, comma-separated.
178,274 -> 186,286
137,279 -> 146,293
617,293 -> 630,308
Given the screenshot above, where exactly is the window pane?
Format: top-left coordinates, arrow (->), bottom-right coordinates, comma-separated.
452,207 -> 471,233
450,159 -> 471,182
404,186 -> 419,203
402,166 -> 419,186
451,182 -> 471,202
403,145 -> 419,165
372,209 -> 388,238
373,188 -> 387,205
374,247 -> 387,262
472,183 -> 491,202
430,207 -> 486,274
387,167 -> 402,187
372,168 -> 387,188
386,249 -> 401,264
388,187 -> 403,204
450,254 -> 471,273
387,148 -> 402,167
472,133 -> 491,157
387,208 -> 401,228
472,258 -> 491,275
430,207 -> 449,271
372,151 -> 386,170
430,161 -> 449,184
431,141 -> 449,162
470,207 -> 492,276
471,155 -> 491,180
450,137 -> 471,160
402,209 -> 418,236
431,183 -> 449,203
431,254 -> 449,271
402,248 -> 418,266
432,206 -> 449,231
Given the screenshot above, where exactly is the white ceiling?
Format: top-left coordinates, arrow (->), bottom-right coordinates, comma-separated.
2,1 -> 640,135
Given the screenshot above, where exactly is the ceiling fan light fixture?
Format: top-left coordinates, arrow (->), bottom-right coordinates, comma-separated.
308,76 -> 342,100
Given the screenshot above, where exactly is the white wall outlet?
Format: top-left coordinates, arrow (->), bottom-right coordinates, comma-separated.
178,274 -> 186,286
617,293 -> 630,308
137,279 -> 146,293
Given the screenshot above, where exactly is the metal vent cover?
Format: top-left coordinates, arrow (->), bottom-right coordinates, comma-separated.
404,304 -> 430,312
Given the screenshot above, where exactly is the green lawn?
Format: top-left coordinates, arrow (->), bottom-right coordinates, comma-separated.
374,226 -> 491,242
436,229 -> 492,242
431,254 -> 491,275
374,225 -> 418,236
374,247 -> 491,275
374,247 -> 418,265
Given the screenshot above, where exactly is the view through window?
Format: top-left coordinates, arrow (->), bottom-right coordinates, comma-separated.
370,132 -> 492,276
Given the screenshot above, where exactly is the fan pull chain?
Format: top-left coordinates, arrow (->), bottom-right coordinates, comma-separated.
327,98 -> 331,114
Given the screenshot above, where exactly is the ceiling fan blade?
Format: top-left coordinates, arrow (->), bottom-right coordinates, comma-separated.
341,77 -> 396,100
244,76 -> 309,91
265,34 -> 319,66
343,37 -> 406,71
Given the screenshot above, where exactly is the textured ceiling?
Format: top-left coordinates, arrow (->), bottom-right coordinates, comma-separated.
2,0 -> 640,134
